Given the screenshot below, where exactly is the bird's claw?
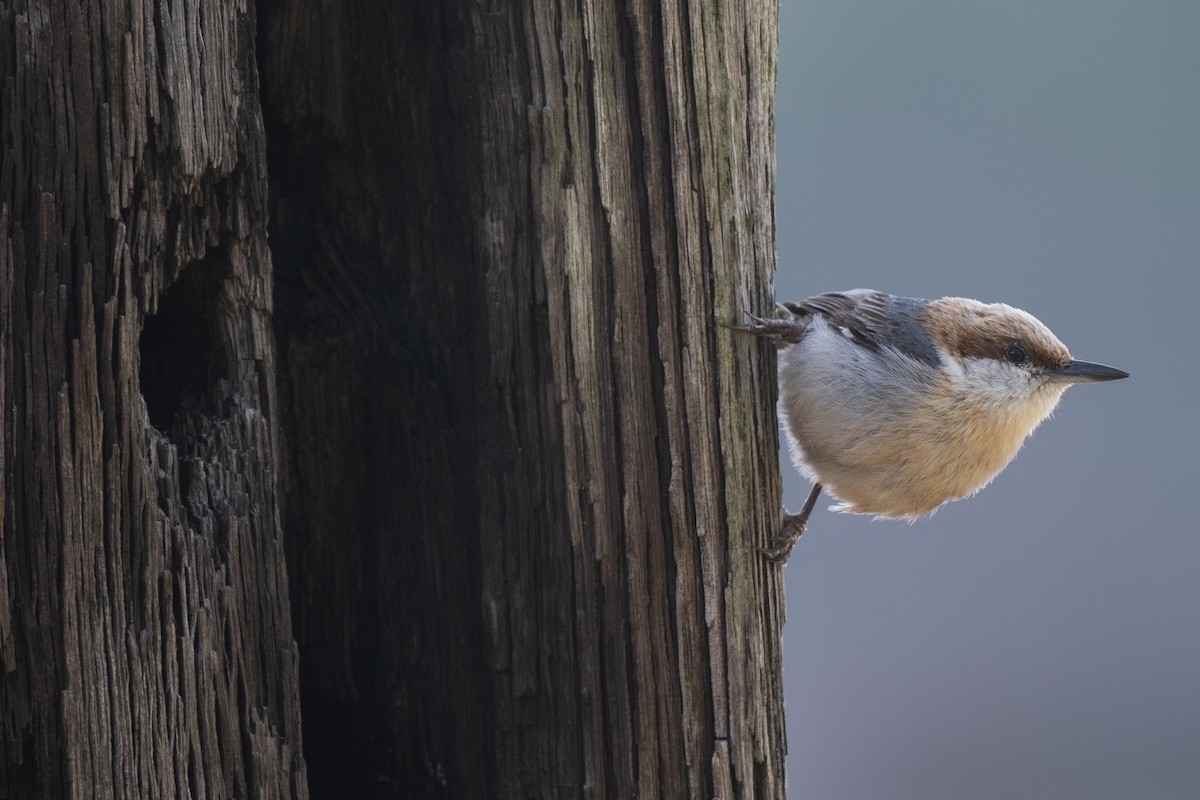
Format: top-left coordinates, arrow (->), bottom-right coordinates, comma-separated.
729,314 -> 806,345
758,511 -> 809,563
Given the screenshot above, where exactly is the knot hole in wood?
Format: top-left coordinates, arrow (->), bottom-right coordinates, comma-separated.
139,248 -> 234,436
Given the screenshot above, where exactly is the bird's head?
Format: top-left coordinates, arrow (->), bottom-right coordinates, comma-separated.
919,297 -> 1128,414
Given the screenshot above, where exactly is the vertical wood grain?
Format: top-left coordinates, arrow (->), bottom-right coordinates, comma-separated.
1,0 -> 306,796
268,0 -> 784,797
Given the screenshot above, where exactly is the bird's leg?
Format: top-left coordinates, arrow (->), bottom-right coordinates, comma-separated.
761,483 -> 822,563
728,313 -> 806,345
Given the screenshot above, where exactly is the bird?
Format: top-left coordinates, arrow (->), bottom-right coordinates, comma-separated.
735,289 -> 1128,561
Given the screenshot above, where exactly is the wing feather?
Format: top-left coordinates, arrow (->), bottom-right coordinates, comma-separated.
781,289 -> 941,367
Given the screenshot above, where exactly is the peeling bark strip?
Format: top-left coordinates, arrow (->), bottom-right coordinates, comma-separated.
1,1 -> 305,798
268,1 -> 784,797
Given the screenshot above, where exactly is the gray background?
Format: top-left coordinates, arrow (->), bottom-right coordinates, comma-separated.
774,1 -> 1199,798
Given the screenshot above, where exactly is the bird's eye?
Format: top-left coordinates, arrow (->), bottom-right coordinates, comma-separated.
1003,342 -> 1028,365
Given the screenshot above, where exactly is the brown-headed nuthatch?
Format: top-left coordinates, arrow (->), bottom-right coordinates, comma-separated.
737,289 -> 1128,561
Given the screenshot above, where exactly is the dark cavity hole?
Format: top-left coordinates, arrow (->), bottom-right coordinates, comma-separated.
139,253 -> 231,434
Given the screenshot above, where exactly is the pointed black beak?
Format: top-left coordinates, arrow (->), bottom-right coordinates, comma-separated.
1049,359 -> 1129,384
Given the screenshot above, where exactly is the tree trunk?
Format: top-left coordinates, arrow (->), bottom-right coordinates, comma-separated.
266,1 -> 785,796
2,0 -> 783,796
0,0 -> 305,797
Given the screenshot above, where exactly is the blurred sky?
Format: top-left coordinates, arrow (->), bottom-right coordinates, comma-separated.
774,2 -> 1200,798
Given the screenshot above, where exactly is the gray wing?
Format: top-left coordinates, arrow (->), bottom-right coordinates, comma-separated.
781,289 -> 942,368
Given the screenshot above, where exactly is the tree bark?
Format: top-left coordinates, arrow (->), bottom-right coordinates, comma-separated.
266,1 -> 785,797
2,0 -> 783,796
1,1 -> 305,797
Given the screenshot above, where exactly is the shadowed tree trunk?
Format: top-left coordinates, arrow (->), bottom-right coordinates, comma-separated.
2,0 -> 784,797
0,0 -> 305,797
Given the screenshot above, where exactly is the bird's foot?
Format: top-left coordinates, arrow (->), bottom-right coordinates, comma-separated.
758,511 -> 809,563
728,314 -> 806,345
759,484 -> 822,563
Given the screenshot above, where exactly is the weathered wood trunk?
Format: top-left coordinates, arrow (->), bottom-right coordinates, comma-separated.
266,1 -> 786,797
3,0 -> 783,796
0,1 -> 305,797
